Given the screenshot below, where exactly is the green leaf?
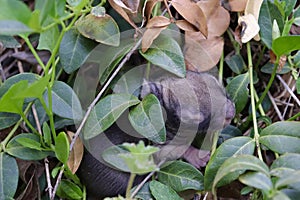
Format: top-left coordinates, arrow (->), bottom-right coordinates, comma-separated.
119,141 -> 159,174
38,23 -> 59,52
225,54 -> 246,74
129,94 -> 166,143
212,155 -> 269,195
76,12 -> 120,46
0,73 -> 38,98
67,0 -> 87,11
0,112 -> 20,129
0,80 -> 28,114
272,36 -> 300,56
157,161 -> 204,192
132,182 -> 152,200
102,145 -> 132,172
296,78 -> 300,94
271,153 -> 300,170
16,74 -> 50,99
261,62 -> 291,74
0,20 -> 33,36
43,122 -> 52,146
59,28 -> 97,73
55,132 -> 70,164
261,121 -> 300,137
259,0 -> 284,49
204,136 -> 255,190
0,35 -> 21,48
149,180 -> 183,200
34,0 -> 56,25
140,35 -> 186,78
56,179 -> 83,199
0,153 -> 19,200
275,170 -> 300,189
272,191 -> 291,200
239,172 -> 272,191
260,135 -> 300,154
83,94 -> 140,140
0,0 -> 32,25
6,133 -> 52,160
283,0 -> 297,19
16,137 -> 42,150
43,81 -> 83,121
226,73 -> 249,113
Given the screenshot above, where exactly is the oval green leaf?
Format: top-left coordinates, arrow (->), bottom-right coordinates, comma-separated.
204,136 -> 255,190
0,153 -> 19,200
59,28 -> 97,74
239,171 -> 272,191
6,133 -> 52,160
258,0 -> 284,49
76,13 -> 120,46
212,155 -> 269,195
157,161 -> 204,192
0,0 -> 32,25
260,121 -> 300,137
56,179 -> 83,199
140,35 -> 186,78
271,153 -> 300,170
0,112 -> 20,129
83,93 -> 140,140
149,180 -> 183,200
43,81 -> 83,122
225,54 -> 246,74
275,170 -> 300,189
260,135 -> 300,154
226,73 -> 249,113
55,132 -> 70,164
272,36 -> 300,57
129,94 -> 166,143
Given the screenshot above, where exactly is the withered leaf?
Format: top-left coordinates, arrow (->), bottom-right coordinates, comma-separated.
198,1 -> 230,37
222,0 -> 247,12
112,0 -> 140,13
108,0 -> 138,29
185,33 -> 224,72
175,20 -> 198,32
142,26 -> 168,52
67,131 -> 84,174
171,0 -> 208,37
146,16 -> 170,28
238,14 -> 260,43
143,0 -> 161,22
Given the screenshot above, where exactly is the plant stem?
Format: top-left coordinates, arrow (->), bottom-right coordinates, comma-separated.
126,173 -> 136,199
288,112 -> 300,121
219,51 -> 224,83
255,60 -> 279,110
39,97 -> 56,140
22,36 -> 46,70
247,42 -> 263,161
1,103 -> 36,151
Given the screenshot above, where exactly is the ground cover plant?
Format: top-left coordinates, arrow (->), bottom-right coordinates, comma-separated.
0,0 -> 300,199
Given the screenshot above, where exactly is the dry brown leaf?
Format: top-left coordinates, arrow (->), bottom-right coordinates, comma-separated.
143,0 -> 161,22
198,1 -> 230,37
108,0 -> 138,29
112,0 -> 140,13
171,0 -> 208,37
67,131 -> 84,174
175,20 -> 198,32
184,32 -> 224,72
142,26 -> 168,52
197,0 -> 219,17
222,0 -> 247,12
146,16 -> 171,28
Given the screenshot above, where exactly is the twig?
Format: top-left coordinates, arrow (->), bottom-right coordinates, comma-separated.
69,38 -> 142,151
52,36 -> 142,199
267,91 -> 284,121
0,63 -> 5,82
51,165 -> 65,200
32,104 -> 42,134
130,160 -> 165,198
276,75 -> 300,107
44,158 -> 53,198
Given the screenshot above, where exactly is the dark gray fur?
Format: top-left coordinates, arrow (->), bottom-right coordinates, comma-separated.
77,70 -> 235,199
